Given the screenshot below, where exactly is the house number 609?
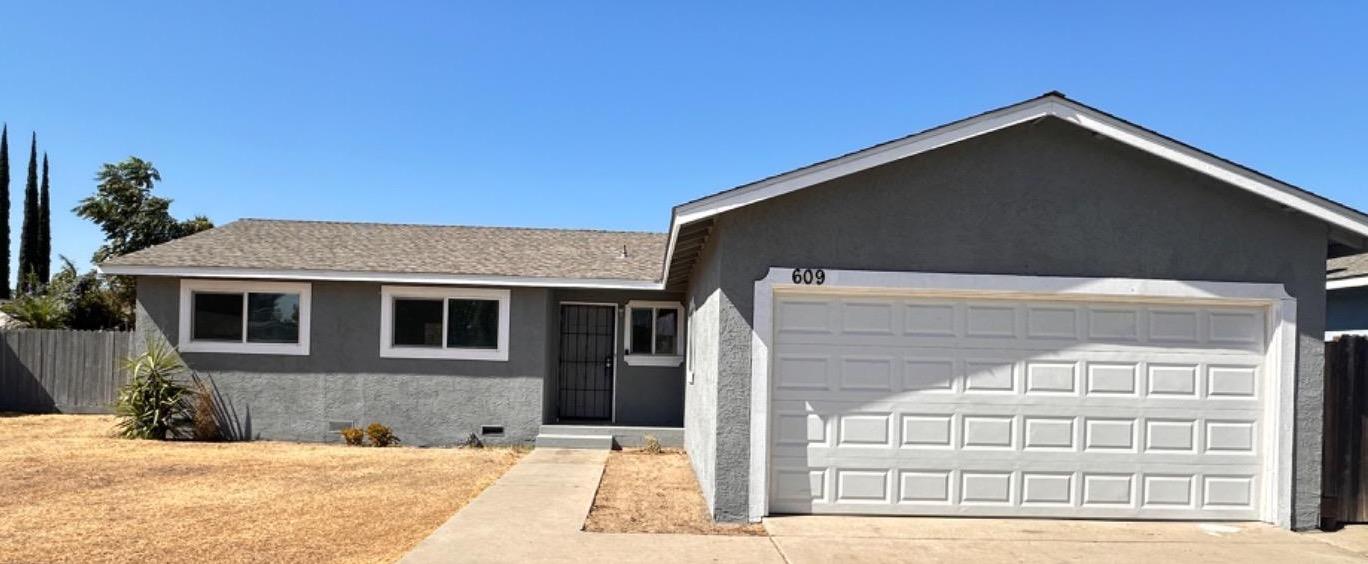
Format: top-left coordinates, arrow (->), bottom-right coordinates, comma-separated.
791,268 -> 825,285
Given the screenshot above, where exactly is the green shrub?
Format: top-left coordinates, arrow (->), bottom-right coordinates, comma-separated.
365,423 -> 399,447
1,291 -> 67,328
340,427 -> 365,446
642,434 -> 662,454
114,340 -> 190,440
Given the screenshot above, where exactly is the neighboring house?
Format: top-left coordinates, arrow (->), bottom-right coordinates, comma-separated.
1328,252 -> 1368,338
99,92 -> 1368,531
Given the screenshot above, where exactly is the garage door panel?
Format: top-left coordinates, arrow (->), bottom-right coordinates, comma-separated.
770,293 -> 1269,521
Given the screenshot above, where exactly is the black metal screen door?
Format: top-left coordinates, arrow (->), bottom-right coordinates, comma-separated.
557,304 -> 616,421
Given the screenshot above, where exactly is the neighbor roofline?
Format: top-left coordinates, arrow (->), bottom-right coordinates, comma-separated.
658,92 -> 1368,283
96,264 -> 666,290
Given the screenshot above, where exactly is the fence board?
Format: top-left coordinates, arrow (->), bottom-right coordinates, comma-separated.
1324,335 -> 1368,528
0,328 -> 134,414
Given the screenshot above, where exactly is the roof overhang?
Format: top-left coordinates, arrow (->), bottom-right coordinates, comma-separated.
96,264 -> 663,290
659,93 -> 1368,284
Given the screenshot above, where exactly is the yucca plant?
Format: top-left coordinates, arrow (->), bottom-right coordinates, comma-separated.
114,340 -> 191,440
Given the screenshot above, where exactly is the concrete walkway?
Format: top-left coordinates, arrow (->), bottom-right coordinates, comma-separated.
403,448 -> 1363,563
399,448 -> 783,564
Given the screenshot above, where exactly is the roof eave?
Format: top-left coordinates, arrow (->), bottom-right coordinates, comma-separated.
97,264 -> 666,291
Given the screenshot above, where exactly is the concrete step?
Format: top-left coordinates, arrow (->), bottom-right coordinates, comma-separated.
534,433 -> 614,450
538,425 -> 684,448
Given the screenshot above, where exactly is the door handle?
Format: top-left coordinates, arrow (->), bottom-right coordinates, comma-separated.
604,355 -> 613,370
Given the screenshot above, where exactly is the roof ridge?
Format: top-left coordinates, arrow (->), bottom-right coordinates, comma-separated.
234,217 -> 667,236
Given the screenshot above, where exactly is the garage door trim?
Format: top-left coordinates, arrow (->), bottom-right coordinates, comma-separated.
747,268 -> 1297,527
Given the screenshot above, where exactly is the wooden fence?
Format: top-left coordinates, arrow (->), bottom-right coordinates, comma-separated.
1324,335 -> 1368,527
0,329 -> 133,414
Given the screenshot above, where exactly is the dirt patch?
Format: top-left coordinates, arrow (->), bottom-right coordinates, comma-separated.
0,414 -> 524,563
583,449 -> 765,536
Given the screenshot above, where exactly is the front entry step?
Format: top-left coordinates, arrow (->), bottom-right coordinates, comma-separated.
534,433 -> 614,450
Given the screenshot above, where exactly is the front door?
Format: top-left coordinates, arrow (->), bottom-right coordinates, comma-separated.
557,304 -> 616,421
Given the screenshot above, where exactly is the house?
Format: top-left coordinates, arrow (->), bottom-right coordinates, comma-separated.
1328,253 -> 1368,338
100,92 -> 1368,531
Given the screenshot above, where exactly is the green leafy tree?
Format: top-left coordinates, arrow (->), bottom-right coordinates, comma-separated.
73,157 -> 213,263
17,133 -> 38,293
73,157 -> 213,320
38,153 -> 50,283
46,256 -> 129,330
0,125 -> 10,299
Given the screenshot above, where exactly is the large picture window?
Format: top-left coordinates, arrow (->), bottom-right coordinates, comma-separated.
624,300 -> 683,367
178,280 -> 311,355
380,286 -> 510,360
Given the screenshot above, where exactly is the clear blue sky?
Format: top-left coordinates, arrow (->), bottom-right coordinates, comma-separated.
1,2 -> 1365,275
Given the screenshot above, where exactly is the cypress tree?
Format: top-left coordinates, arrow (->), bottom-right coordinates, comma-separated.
38,153 -> 50,283
0,125 -> 9,299
17,133 -> 38,293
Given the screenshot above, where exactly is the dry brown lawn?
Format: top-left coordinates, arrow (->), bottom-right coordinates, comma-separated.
583,449 -> 765,536
0,414 -> 524,563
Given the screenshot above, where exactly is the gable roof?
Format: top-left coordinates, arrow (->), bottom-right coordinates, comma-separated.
99,219 -> 666,288
661,92 -> 1368,285
100,93 -> 1368,291
1329,253 -> 1368,289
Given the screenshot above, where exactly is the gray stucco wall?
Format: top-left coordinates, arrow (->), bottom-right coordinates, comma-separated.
136,277 -> 551,446
1328,287 -> 1368,332
549,289 -> 687,426
700,117 -> 1328,528
684,231 -> 723,510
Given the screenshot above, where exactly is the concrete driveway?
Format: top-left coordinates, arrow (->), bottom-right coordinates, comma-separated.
402,448 -> 1366,563
765,516 -> 1366,563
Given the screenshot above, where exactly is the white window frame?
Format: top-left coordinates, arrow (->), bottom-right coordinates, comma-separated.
379,286 -> 511,361
623,300 -> 684,367
178,279 -> 312,355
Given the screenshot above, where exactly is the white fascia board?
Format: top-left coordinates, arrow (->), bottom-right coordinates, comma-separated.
98,264 -> 665,290
661,95 -> 1368,282
1329,275 -> 1368,290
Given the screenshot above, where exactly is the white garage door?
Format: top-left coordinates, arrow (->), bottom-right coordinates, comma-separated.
768,292 -> 1269,520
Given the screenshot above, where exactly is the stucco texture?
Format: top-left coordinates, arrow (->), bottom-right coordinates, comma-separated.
137,278 -> 550,445
693,117 -> 1328,528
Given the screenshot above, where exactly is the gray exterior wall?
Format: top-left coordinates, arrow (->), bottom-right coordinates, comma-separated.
135,278 -> 689,445
548,289 -> 687,427
1328,287 -> 1368,332
137,277 -> 551,446
684,231 -> 723,510
692,117 -> 1328,528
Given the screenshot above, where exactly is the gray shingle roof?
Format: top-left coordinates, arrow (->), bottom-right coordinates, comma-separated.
1329,253 -> 1368,281
101,219 -> 668,282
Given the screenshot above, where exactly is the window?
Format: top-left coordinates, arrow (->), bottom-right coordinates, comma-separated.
624,300 -> 683,367
380,286 -> 510,360
178,280 -> 311,355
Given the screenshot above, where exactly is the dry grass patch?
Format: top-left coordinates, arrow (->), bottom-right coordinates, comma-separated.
0,414 -> 524,563
584,449 -> 765,536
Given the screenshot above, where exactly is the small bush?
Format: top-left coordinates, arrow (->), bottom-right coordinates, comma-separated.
462,433 -> 483,449
189,380 -> 220,441
642,434 -> 662,454
365,423 -> 399,447
340,427 -> 365,446
114,340 -> 191,440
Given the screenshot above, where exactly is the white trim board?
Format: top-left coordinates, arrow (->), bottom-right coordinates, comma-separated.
747,268 -> 1297,528
1329,276 -> 1368,290
662,93 -> 1368,283
177,279 -> 312,356
100,264 -> 662,290
378,285 -> 512,361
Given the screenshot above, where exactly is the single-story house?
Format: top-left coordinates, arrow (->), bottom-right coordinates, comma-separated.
1328,253 -> 1368,339
100,92 -> 1368,531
